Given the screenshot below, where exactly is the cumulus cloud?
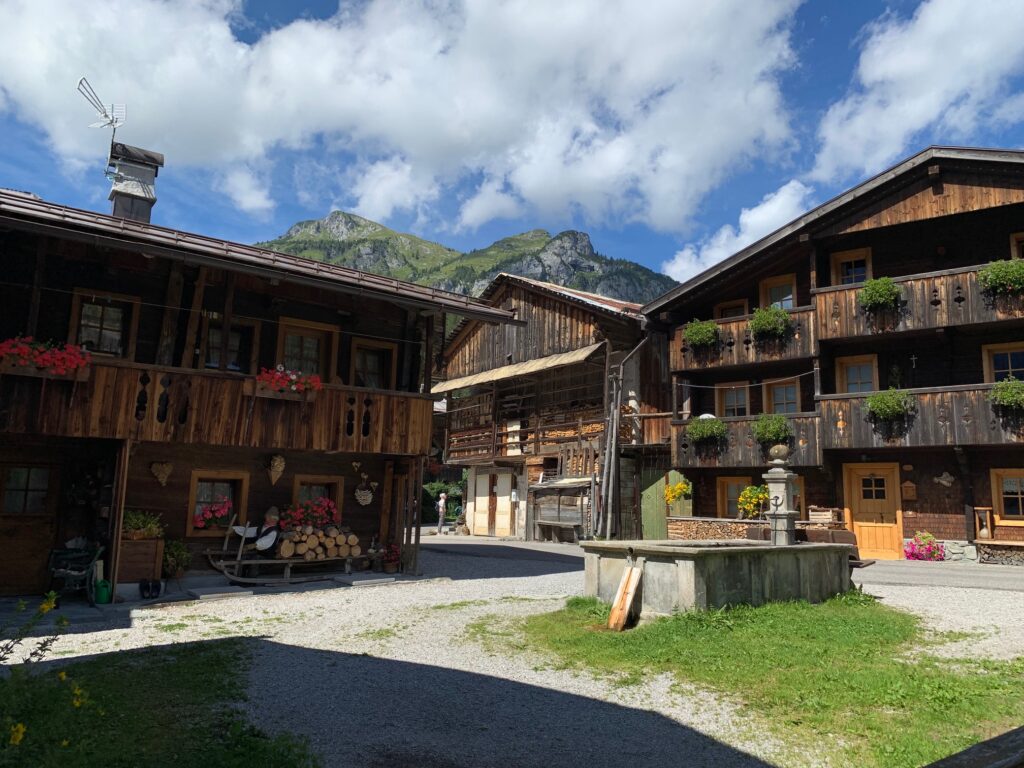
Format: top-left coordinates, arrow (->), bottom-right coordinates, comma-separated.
0,0 -> 800,228
811,0 -> 1024,182
662,179 -> 814,281
217,166 -> 274,215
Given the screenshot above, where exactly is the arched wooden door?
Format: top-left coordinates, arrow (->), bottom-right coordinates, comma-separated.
843,463 -> 903,560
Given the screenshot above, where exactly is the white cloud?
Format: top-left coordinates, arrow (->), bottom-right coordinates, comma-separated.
0,0 -> 800,228
811,0 -> 1024,183
662,179 -> 814,281
457,178 -> 523,231
217,166 -> 274,215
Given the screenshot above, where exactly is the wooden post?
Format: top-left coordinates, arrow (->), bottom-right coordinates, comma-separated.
179,266 -> 208,368
155,263 -> 184,365
108,439 -> 132,602
423,313 -> 434,394
410,457 -> 425,574
680,378 -> 692,421
217,272 -> 236,371
26,240 -> 46,337
380,460 -> 394,542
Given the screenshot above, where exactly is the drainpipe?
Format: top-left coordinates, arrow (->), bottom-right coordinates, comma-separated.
604,335 -> 649,539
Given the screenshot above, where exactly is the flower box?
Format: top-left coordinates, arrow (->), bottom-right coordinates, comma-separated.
0,358 -> 91,382
119,538 -> 165,582
244,378 -> 318,402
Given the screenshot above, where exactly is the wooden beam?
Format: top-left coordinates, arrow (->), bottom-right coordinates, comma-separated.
217,272 -> 237,371
26,240 -> 46,336
423,313 -> 434,393
155,263 -> 184,365
379,460 -> 394,542
179,266 -> 208,368
108,439 -> 132,602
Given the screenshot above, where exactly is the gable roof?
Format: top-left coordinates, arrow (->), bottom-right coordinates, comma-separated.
643,146 -> 1024,314
0,189 -> 517,325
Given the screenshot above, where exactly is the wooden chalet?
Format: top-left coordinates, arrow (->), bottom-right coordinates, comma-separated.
436,274 -> 674,541
645,146 -> 1024,562
0,154 -> 514,596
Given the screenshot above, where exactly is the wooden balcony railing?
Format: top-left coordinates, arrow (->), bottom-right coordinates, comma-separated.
819,384 -> 1024,449
0,361 -> 433,456
814,265 -> 1024,341
670,307 -> 816,371
670,413 -> 821,468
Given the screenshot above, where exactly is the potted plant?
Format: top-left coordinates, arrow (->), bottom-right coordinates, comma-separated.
122,509 -> 164,540
857,277 -> 902,332
0,336 -> 92,381
249,365 -> 323,401
737,484 -> 770,520
978,258 -> 1024,296
685,416 -> 728,444
382,543 -> 401,574
990,376 -> 1024,410
162,539 -> 192,579
865,388 -> 915,421
748,306 -> 793,345
280,496 -> 340,531
751,412 -> 793,447
191,496 -> 233,532
683,319 -> 719,350
120,510 -> 165,582
663,478 -> 692,516
903,531 -> 945,561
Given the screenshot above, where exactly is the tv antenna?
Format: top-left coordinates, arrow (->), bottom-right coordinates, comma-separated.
77,77 -> 126,141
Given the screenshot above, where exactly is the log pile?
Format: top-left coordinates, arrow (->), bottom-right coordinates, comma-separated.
276,526 -> 362,561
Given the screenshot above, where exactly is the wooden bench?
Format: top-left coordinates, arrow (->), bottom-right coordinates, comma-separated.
536,519 -> 581,543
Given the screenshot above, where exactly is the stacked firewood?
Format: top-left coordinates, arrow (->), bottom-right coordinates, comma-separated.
277,526 -> 361,561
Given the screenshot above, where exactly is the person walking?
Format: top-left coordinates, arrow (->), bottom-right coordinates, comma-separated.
436,492 -> 447,534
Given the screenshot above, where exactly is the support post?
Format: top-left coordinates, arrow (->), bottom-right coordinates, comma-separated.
26,240 -> 46,337
156,263 -> 184,365
217,272 -> 236,371
179,266 -> 208,368
108,439 -> 132,601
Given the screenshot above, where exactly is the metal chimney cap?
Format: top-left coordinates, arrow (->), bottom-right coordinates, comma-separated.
109,142 -> 164,169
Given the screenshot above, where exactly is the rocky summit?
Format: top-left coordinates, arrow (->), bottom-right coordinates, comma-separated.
258,211 -> 676,304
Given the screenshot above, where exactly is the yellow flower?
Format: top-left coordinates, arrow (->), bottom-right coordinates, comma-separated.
62,739 -> 70,748
58,671 -> 67,681
73,698 -> 82,708
71,685 -> 82,696
9,723 -> 26,746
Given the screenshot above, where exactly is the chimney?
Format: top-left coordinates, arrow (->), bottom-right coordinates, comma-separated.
107,141 -> 164,223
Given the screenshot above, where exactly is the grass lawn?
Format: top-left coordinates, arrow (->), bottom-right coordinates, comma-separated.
517,592 -> 1024,768
1,638 -> 318,768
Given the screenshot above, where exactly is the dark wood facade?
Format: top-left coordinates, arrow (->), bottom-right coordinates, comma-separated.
650,148 -> 1024,558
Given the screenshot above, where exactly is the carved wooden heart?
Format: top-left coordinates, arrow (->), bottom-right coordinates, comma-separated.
150,462 -> 173,487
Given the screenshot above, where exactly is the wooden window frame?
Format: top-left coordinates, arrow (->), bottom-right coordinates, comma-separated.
829,247 -> 873,286
759,273 -> 797,309
835,354 -> 879,394
762,379 -> 801,414
187,469 -> 250,538
68,288 -> 141,359
291,474 -> 346,508
0,464 -> 59,517
1010,232 -> 1024,260
275,317 -> 340,382
982,342 -> 1024,383
992,468 -> 1024,527
714,381 -> 749,418
713,299 -> 749,320
198,315 -> 261,374
792,476 -> 806,519
350,337 -> 399,391
716,476 -> 752,519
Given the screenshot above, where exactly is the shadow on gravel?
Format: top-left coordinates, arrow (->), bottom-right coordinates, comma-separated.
247,637 -> 774,768
420,543 -> 583,580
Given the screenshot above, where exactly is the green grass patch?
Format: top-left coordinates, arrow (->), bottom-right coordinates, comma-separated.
430,599 -> 489,611
155,622 -> 190,633
0,638 -> 318,767
519,594 -> 1024,768
356,626 -> 402,641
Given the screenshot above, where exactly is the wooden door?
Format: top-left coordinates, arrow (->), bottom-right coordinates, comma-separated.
844,463 -> 902,560
487,474 -> 497,536
0,464 -> 59,595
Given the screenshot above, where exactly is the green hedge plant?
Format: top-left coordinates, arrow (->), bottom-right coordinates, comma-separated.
978,259 -> 1024,296
865,388 -> 915,421
751,413 -> 793,445
748,306 -> 793,342
857,277 -> 902,312
685,417 -> 728,444
684,319 -> 719,348
990,376 -> 1024,410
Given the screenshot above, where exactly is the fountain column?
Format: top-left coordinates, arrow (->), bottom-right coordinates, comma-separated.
762,444 -> 798,546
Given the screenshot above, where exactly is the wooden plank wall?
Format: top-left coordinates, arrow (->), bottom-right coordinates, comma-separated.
671,414 -> 821,469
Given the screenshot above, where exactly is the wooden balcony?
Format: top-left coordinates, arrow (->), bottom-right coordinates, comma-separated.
819,384 -> 1024,450
671,413 -> 821,469
670,308 -> 816,371
814,265 -> 1024,341
0,361 -> 433,456
447,412 -> 605,464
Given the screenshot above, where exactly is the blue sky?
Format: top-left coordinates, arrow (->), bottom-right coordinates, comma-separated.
1,0 -> 1023,283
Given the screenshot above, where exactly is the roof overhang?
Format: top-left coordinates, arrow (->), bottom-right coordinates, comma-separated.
432,341 -> 605,394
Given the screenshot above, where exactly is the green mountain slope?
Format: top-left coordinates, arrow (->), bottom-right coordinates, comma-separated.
258,211 -> 676,304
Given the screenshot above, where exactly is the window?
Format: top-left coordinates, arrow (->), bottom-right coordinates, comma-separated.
1010,233 -> 1024,260
275,318 -> 338,379
765,381 -> 799,414
1,466 -> 52,515
861,475 -> 887,500
759,274 -> 797,310
292,475 -> 344,507
201,317 -> 260,373
717,476 -> 751,518
713,300 -> 748,320
715,382 -> 748,417
69,290 -> 140,358
992,469 -> 1024,526
351,338 -> 398,389
836,354 -> 879,394
187,470 -> 249,537
830,248 -> 872,286
983,343 -> 1024,382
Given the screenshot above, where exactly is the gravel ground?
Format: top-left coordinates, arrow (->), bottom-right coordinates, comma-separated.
41,545 -> 1024,768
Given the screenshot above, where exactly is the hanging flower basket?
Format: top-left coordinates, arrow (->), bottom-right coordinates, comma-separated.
247,366 -> 323,402
0,337 -> 91,382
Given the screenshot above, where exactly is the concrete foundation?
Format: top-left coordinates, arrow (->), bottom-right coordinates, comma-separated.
582,539 -> 852,617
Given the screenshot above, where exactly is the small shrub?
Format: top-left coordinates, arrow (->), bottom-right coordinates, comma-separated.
990,376 -> 1024,410
664,479 -> 692,504
737,485 -> 770,519
685,417 -> 728,444
904,531 -> 945,561
684,319 -> 719,348
865,388 -> 915,421
978,259 -> 1024,296
751,413 -> 792,445
857,277 -> 902,312
748,306 -> 792,342
162,539 -> 192,576
121,510 -> 164,539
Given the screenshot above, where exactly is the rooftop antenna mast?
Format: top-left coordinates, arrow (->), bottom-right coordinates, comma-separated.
77,77 -> 126,178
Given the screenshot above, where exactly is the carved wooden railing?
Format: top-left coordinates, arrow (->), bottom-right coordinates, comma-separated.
0,360 -> 433,455
813,265 -> 1024,340
670,413 -> 821,468
819,384 -> 1024,449
670,307 -> 816,371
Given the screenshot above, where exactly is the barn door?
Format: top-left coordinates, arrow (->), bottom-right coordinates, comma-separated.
844,463 -> 902,560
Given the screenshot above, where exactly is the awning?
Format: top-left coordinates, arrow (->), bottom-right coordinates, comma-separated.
530,477 -> 594,491
432,342 -> 605,395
